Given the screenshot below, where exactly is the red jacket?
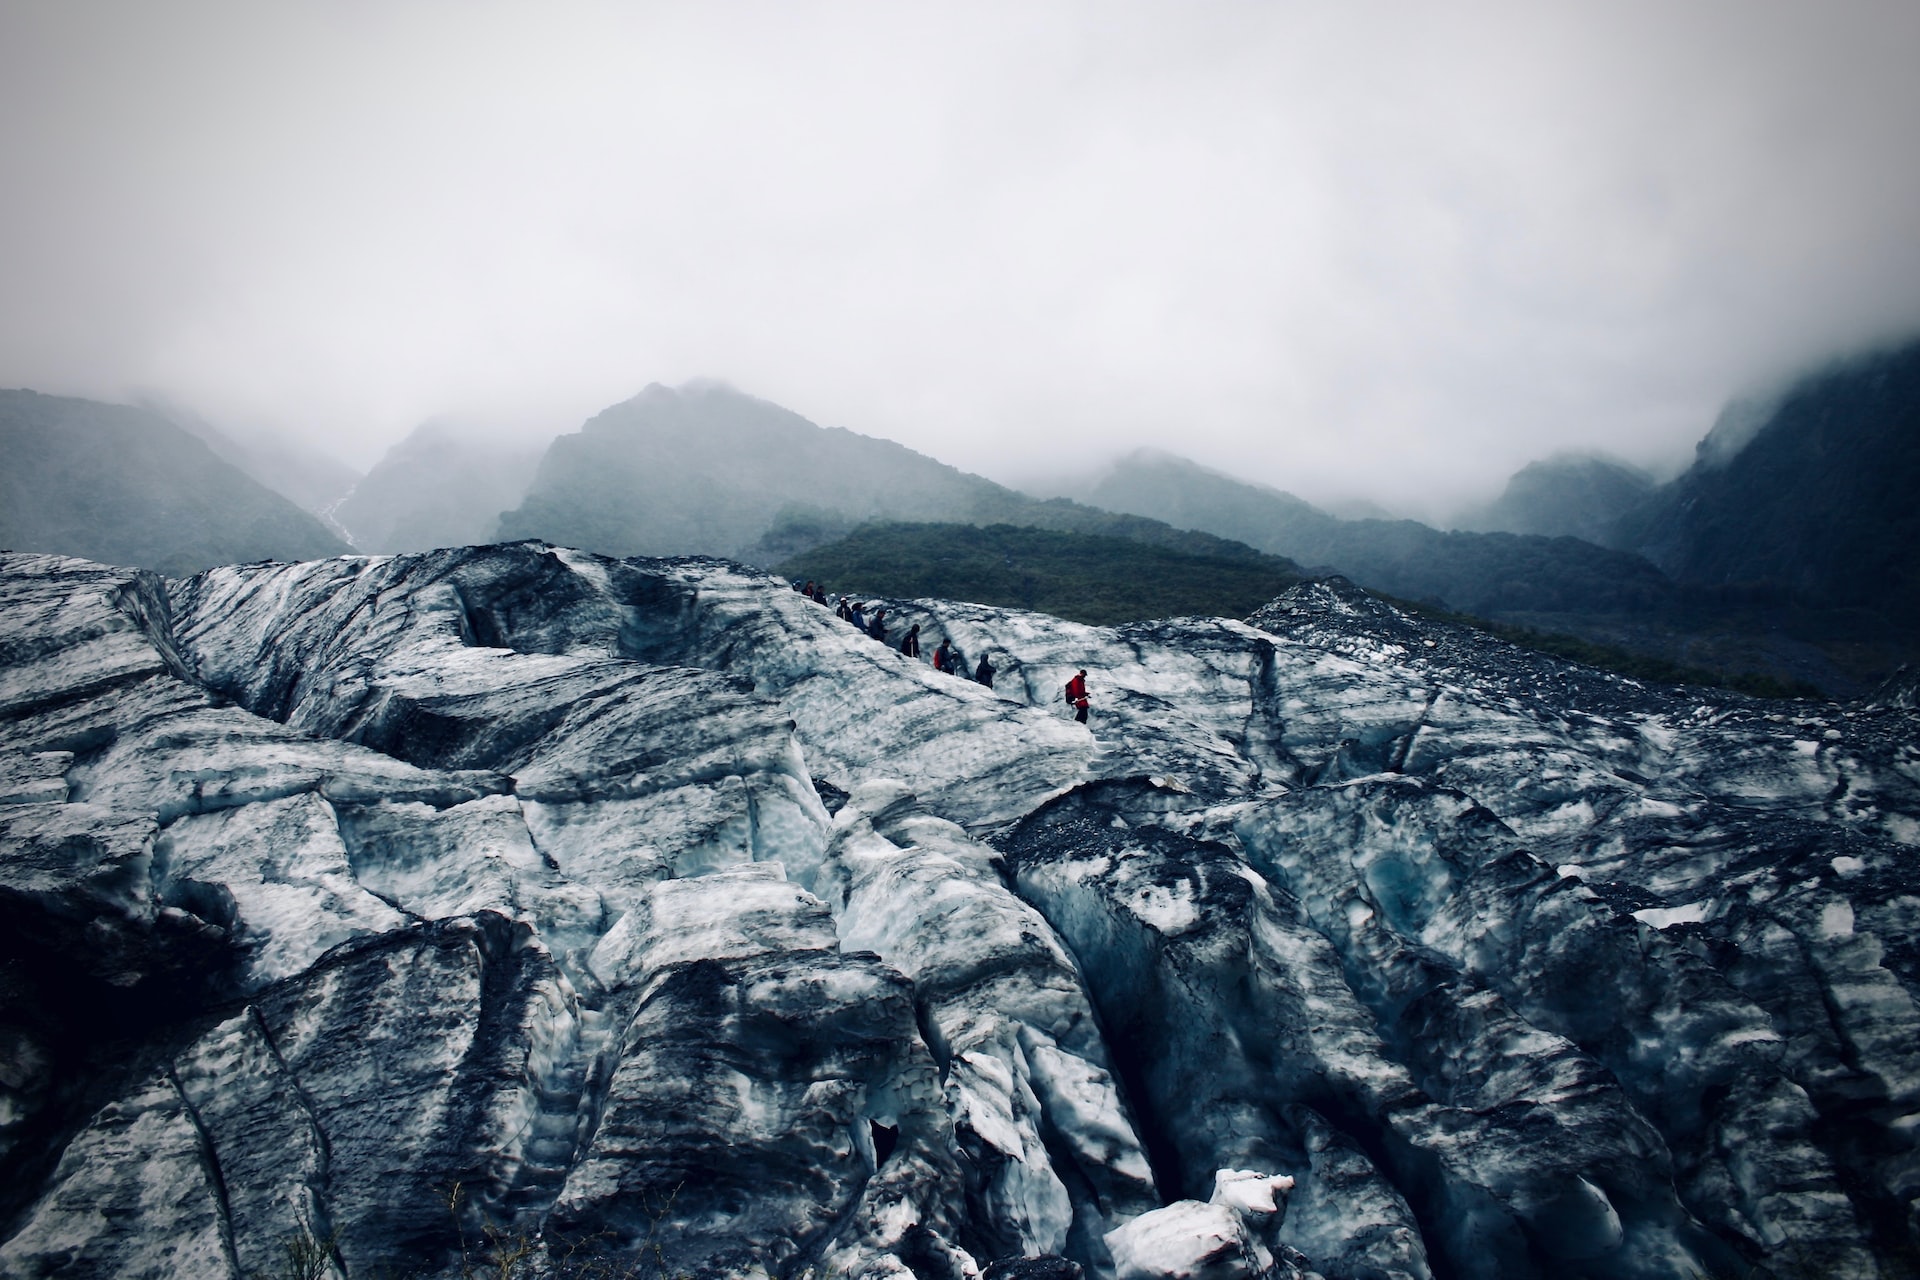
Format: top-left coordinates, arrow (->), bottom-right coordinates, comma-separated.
1065,673 -> 1088,705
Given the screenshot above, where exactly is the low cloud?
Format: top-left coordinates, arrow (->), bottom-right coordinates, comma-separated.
2,1 -> 1916,514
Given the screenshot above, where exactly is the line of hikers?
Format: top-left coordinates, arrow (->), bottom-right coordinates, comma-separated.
796,581 -> 1092,719
795,580 -> 996,687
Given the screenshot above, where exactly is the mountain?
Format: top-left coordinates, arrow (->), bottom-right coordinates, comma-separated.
495,381 -> 1311,575
1066,449 -> 1678,618
1617,338 -> 1920,625
4,545 -> 1917,1278
1457,452 -> 1656,544
776,521 -> 1303,626
333,420 -> 546,552
0,390 -> 350,575
1056,447 -> 1332,551
154,402 -> 363,518
496,380 -> 1017,560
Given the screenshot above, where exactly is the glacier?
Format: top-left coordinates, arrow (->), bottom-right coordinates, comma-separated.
1,543 -> 1917,1279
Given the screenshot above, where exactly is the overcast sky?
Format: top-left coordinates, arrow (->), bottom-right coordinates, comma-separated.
3,1 -> 1918,515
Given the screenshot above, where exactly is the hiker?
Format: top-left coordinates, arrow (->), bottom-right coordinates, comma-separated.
848,601 -> 868,630
932,638 -> 951,672
801,580 -> 816,599
900,624 -> 921,659
868,608 -> 889,642
974,653 -> 995,687
836,596 -> 853,623
1065,669 -> 1090,724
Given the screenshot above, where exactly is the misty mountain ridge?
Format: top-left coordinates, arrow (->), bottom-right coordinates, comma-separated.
1046,446 -> 1333,534
0,389 -> 350,576
0,380 -> 1322,613
1046,337 -> 1920,690
1453,451 -> 1657,544
146,397 -> 364,519
9,334 -> 1915,695
1050,445 -> 1680,619
333,418 -> 545,553
488,380 -> 1296,571
1465,337 -> 1920,642
1691,391 -> 1782,470
496,380 -> 1012,559
1613,338 -> 1920,626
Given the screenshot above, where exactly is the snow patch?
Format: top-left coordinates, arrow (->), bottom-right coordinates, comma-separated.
1632,901 -> 1710,929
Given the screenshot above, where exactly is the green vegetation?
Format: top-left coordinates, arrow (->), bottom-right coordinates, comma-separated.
257,1208 -> 338,1280
780,520 -> 1829,696
776,521 -> 1302,626
752,496 -> 1293,570
1384,596 -> 1827,699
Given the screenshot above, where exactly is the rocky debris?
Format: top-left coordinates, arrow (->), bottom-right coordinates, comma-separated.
1872,664 -> 1920,710
984,1259 -> 1085,1280
3,546 -> 1919,1278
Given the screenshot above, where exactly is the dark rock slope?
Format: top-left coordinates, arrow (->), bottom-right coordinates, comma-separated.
2,546 -> 1917,1279
1617,339 -> 1920,626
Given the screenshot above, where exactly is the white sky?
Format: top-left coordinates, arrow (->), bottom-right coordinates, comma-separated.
3,1 -> 1918,516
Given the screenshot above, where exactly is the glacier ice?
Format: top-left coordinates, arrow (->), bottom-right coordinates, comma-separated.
2,547 -> 1918,1278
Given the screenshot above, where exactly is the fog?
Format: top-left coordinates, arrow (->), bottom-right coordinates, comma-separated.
3,1 -> 1918,517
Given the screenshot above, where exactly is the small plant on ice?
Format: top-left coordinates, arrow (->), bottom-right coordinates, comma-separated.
267,1183 -> 689,1279
445,1180 -> 684,1279
253,1205 -> 341,1280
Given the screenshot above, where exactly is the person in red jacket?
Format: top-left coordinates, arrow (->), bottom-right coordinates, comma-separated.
1065,669 -> 1090,724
